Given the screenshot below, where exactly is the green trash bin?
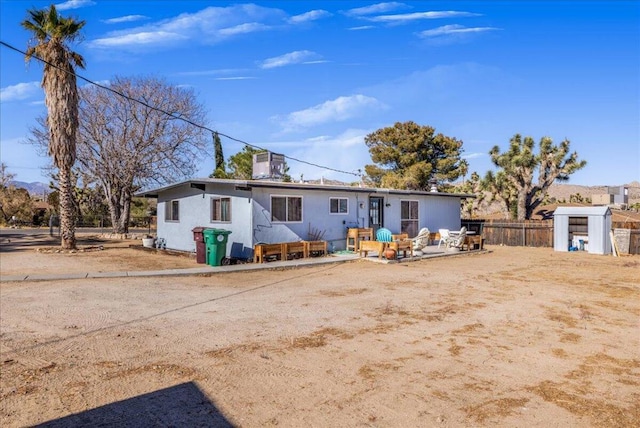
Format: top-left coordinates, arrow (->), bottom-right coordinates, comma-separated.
203,228 -> 232,266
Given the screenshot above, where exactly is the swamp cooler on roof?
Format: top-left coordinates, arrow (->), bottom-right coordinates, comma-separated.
252,151 -> 286,180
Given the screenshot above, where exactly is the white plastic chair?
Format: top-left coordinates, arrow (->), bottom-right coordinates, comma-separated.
445,227 -> 467,249
437,229 -> 449,248
411,228 -> 431,252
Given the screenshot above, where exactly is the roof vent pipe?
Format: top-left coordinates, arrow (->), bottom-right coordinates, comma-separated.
429,178 -> 438,193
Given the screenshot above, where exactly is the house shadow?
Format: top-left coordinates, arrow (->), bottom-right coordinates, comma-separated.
34,381 -> 235,427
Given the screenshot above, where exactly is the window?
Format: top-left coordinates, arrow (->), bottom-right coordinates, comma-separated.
165,200 -> 179,222
330,197 -> 348,214
401,200 -> 419,237
211,197 -> 231,222
271,195 -> 302,222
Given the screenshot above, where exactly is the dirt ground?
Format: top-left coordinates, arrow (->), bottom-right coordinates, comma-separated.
0,234 -> 639,427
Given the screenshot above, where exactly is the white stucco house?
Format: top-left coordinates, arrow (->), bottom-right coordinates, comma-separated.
137,178 -> 473,260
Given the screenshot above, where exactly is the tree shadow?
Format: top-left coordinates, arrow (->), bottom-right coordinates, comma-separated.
0,232 -> 121,253
34,381 -> 235,427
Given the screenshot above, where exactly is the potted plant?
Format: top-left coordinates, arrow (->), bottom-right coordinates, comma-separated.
142,235 -> 155,248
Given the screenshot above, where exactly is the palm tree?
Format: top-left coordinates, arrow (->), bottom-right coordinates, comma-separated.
22,5 -> 86,249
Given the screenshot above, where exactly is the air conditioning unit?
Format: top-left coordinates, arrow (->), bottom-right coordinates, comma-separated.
252,151 -> 286,180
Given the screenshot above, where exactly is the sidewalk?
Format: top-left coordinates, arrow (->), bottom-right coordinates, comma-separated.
0,253 -> 361,282
1,247 -> 488,283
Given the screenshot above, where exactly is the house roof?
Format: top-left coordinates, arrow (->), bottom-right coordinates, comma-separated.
553,206 -> 612,216
135,178 -> 475,199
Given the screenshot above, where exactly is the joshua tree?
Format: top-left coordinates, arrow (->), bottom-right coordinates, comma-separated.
22,5 -> 85,249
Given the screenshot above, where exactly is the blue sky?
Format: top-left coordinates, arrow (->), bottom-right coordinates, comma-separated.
1,1 -> 638,186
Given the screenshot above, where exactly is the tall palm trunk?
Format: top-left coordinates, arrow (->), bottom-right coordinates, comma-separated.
22,4 -> 86,250
44,45 -> 80,249
58,165 -> 76,248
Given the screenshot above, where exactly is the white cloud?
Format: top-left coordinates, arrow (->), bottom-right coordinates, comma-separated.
0,82 -> 40,102
214,76 -> 257,81
219,22 -> 271,36
91,31 -> 187,48
288,10 -> 331,24
418,24 -> 499,38
260,50 -> 321,69
348,26 -> 375,31
302,60 -> 330,65
88,4 -> 286,50
275,94 -> 385,131
103,15 -> 148,24
55,0 -> 95,11
345,2 -> 409,17
285,129 -> 374,180
462,152 -> 486,160
368,11 -> 481,23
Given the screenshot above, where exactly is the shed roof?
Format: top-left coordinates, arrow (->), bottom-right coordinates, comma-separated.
553,206 -> 611,216
135,178 -> 475,199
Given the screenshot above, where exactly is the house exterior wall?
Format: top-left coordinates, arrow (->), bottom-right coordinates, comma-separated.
152,180 -> 466,255
157,182 -> 253,257
422,195 -> 462,232
250,186 -> 364,251
592,194 -> 614,205
613,186 -> 629,205
380,194 -> 461,235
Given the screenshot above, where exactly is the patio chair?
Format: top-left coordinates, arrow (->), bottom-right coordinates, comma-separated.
437,229 -> 450,248
359,227 -> 392,259
376,228 -> 393,243
445,227 -> 467,250
411,228 -> 431,253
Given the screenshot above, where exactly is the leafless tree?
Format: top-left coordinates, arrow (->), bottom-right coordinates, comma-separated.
28,75 -> 209,233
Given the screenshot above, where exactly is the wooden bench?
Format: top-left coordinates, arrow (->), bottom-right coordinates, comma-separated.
253,243 -> 284,263
255,240 -> 328,263
283,241 -> 308,260
463,235 -> 484,251
359,240 -> 386,258
306,240 -> 328,257
346,228 -> 373,252
389,240 -> 413,258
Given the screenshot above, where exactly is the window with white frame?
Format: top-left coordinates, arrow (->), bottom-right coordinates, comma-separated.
401,200 -> 419,237
271,195 -> 302,222
329,197 -> 348,214
211,197 -> 231,222
165,200 -> 180,222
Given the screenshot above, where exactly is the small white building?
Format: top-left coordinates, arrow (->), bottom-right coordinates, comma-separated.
553,206 -> 612,255
137,178 -> 473,259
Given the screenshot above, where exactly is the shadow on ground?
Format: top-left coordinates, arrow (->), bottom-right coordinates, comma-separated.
0,233 -> 123,253
34,382 -> 235,427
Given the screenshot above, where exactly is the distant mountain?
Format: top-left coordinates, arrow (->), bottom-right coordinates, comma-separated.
9,181 -> 50,196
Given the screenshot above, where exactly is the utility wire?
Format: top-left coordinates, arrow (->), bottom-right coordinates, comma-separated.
1,40 -> 361,178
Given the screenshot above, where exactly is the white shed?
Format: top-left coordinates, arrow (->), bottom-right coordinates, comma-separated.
553,206 -> 612,255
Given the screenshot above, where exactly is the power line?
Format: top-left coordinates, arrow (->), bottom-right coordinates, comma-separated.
1,40 -> 361,178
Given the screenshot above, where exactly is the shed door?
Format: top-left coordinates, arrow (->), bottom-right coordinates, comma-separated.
369,197 -> 384,235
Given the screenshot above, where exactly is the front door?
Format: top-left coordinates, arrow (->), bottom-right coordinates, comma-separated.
369,196 -> 384,235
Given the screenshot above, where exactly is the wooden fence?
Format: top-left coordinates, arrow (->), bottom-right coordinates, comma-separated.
462,219 -> 640,255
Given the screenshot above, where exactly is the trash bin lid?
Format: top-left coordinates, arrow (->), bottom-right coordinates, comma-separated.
214,229 -> 232,235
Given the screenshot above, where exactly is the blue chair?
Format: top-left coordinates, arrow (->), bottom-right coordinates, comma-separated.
376,228 -> 393,243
